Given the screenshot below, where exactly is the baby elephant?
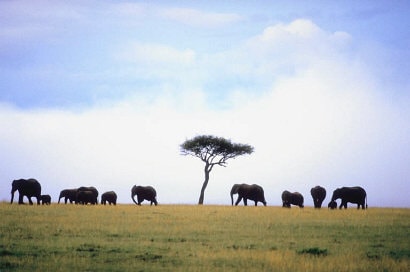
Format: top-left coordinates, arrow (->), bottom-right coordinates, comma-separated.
101,191 -> 117,205
328,200 -> 337,209
40,194 -> 51,205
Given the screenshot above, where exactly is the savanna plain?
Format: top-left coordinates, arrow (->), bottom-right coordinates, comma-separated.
0,204 -> 409,272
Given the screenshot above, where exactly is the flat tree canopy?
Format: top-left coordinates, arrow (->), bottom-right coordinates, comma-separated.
180,135 -> 254,204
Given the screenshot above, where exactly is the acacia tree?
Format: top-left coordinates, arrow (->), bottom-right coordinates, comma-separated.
180,135 -> 254,205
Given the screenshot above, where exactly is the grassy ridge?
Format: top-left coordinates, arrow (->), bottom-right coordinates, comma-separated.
0,204 -> 409,271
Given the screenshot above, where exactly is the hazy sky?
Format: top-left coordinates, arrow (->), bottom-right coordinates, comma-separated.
1,1 -> 409,207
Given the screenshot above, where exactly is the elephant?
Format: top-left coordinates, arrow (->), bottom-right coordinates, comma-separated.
330,186 -> 367,209
40,194 -> 51,205
11,178 -> 41,205
76,190 -> 97,205
231,183 -> 267,206
101,191 -> 117,205
328,200 -> 337,209
58,189 -> 78,204
282,190 -> 304,208
131,185 -> 158,206
77,186 -> 99,200
310,186 -> 326,209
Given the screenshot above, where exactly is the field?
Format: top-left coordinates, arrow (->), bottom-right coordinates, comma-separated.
0,204 -> 409,271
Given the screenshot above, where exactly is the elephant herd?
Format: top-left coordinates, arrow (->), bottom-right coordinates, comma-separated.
230,184 -> 368,209
9,178 -> 157,206
10,178 -> 367,209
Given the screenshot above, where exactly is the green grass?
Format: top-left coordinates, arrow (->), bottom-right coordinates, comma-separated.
0,204 -> 409,271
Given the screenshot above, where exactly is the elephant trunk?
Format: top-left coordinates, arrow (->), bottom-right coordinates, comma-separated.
10,188 -> 16,204
230,192 -> 234,206
131,192 -> 138,205
10,186 -> 17,204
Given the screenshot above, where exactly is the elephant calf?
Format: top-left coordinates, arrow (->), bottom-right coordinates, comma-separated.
101,191 -> 117,205
328,200 -> 337,209
40,194 -> 51,205
282,190 -> 304,208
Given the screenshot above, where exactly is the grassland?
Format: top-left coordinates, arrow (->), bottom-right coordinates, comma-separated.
0,203 -> 409,271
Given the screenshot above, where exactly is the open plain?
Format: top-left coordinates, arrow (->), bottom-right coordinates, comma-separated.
0,204 -> 409,271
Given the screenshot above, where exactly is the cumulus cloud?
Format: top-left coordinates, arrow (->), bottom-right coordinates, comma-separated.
1,18 -> 409,207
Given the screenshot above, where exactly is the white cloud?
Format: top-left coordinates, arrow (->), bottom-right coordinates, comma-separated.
1,18 -> 409,207
1,63 -> 409,206
259,19 -> 322,41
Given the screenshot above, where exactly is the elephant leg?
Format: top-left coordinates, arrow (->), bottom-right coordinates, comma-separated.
243,198 -> 248,206
254,201 -> 257,206
28,197 -> 33,205
18,194 -> 24,204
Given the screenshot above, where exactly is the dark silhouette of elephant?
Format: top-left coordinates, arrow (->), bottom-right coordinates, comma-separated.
76,190 -> 97,205
58,189 -> 78,204
101,191 -> 117,205
77,186 -> 99,202
131,185 -> 158,205
282,190 -> 304,208
328,200 -> 337,209
230,183 -> 267,206
310,186 -> 326,209
329,186 -> 367,209
11,178 -> 42,205
40,194 -> 51,205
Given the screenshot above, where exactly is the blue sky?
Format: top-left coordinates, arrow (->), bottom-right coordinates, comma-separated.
1,1 -> 409,206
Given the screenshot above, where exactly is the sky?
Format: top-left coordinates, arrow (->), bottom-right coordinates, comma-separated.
1,0 -> 409,207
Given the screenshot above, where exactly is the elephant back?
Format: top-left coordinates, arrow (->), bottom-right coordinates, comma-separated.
78,186 -> 99,198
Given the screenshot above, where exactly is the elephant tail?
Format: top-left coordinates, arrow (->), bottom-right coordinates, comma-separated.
366,195 -> 368,209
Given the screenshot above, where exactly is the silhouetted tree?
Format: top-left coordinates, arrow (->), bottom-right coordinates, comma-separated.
180,135 -> 254,205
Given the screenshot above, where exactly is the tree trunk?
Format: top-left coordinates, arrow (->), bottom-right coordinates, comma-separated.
198,164 -> 210,205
